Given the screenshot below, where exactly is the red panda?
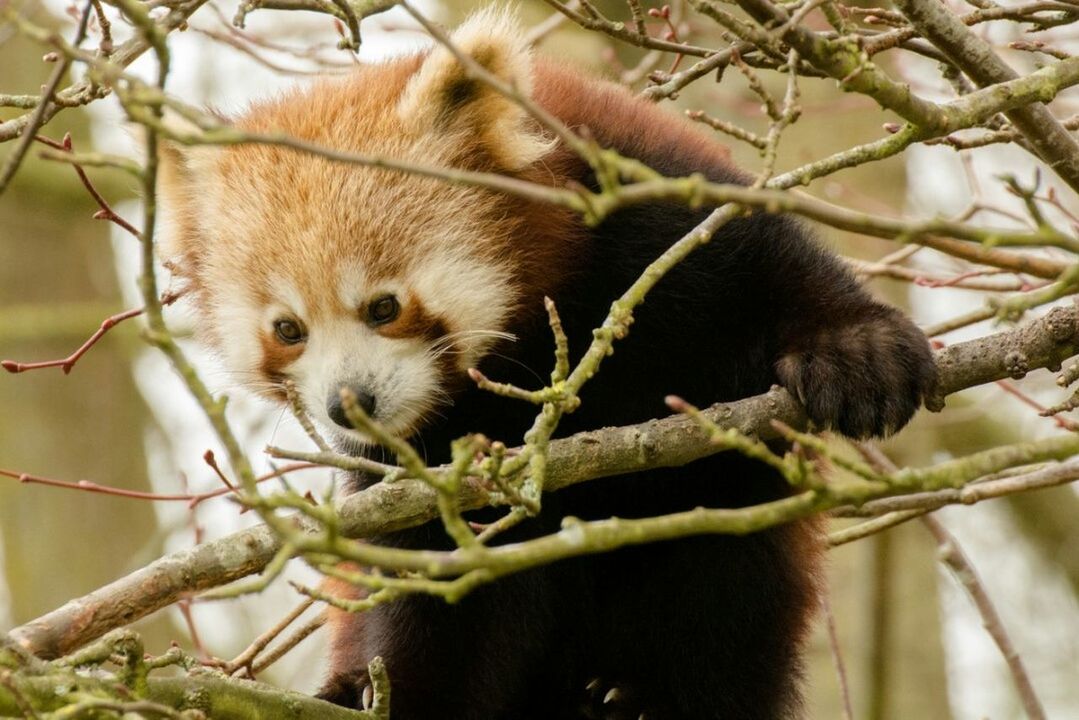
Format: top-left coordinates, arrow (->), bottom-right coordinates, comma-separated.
160,9 -> 936,720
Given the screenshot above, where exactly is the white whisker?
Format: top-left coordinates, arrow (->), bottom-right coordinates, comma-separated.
429,329 -> 516,353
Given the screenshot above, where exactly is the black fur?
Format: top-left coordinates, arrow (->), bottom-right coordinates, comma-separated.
317,90 -> 937,720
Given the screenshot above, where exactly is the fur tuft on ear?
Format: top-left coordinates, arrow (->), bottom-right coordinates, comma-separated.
157,139 -> 218,282
397,7 -> 553,171
157,142 -> 194,261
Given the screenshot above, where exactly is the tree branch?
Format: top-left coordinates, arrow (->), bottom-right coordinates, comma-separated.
0,669 -> 373,719
0,0 -> 210,144
893,0 -> 1079,194
9,304 -> 1079,658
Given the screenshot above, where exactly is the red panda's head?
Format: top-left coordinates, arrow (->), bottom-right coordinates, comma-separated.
159,9 -> 563,443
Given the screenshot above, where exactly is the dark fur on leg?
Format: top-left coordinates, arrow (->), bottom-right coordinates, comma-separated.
316,59 -> 931,719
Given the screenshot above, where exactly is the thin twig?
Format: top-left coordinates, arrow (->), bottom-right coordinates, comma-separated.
922,516 -> 1048,720
285,380 -> 331,452
176,600 -> 209,661
224,598 -> 316,675
0,0 -> 95,194
1,306 -> 144,374
249,612 -> 327,676
0,463 -> 318,507
35,132 -> 142,239
820,593 -> 854,720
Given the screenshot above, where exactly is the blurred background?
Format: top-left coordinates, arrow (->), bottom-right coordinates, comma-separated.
2,0 -> 1078,717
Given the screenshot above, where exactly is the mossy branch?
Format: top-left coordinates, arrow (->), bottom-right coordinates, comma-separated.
0,661 -> 385,720
893,0 -> 1079,194
10,303 -> 1079,658
5,1 -> 1079,715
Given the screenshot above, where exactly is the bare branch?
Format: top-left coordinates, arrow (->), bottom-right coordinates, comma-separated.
894,0 -> 1079,194
10,304 -> 1079,657
0,0 -> 94,194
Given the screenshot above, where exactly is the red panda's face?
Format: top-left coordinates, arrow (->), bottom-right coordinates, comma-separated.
206,227 -> 516,440
159,9 -> 553,442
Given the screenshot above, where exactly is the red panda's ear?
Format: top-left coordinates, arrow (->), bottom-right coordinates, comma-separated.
157,139 -> 216,280
397,8 -> 553,171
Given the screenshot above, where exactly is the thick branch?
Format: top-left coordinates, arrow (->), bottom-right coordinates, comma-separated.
893,0 -> 1079,194
0,672 -> 369,719
732,0 -> 945,128
6,524 -> 283,660
931,304 -> 1079,405
9,305 -> 1079,658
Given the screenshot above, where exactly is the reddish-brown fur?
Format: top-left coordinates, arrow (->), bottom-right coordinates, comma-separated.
257,329 -> 304,398
160,13 -> 935,719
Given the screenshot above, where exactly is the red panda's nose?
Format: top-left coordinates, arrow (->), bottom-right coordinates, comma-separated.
327,388 -> 377,428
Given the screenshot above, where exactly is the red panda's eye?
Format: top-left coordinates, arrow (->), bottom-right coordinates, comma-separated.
368,295 -> 400,325
273,319 -> 306,345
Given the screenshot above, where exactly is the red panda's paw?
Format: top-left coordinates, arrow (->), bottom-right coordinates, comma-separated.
776,309 -> 937,439
316,670 -> 370,710
581,679 -> 656,720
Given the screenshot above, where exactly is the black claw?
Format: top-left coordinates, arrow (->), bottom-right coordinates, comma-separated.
317,671 -> 371,710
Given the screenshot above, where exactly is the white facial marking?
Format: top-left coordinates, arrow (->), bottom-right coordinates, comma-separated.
408,247 -> 515,370
269,275 -> 309,322
210,284 -> 263,379
335,262 -> 372,312
285,318 -> 440,442
272,246 -> 514,444
196,191 -> 518,445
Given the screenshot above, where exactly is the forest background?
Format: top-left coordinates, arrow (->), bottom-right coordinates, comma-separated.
2,0 -> 1079,718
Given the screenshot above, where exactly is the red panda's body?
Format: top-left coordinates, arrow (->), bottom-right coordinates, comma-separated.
161,11 -> 936,719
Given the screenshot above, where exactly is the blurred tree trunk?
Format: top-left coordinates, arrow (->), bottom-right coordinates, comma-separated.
864,523 -> 950,719
809,521 -> 950,719
1003,489 -> 1079,598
